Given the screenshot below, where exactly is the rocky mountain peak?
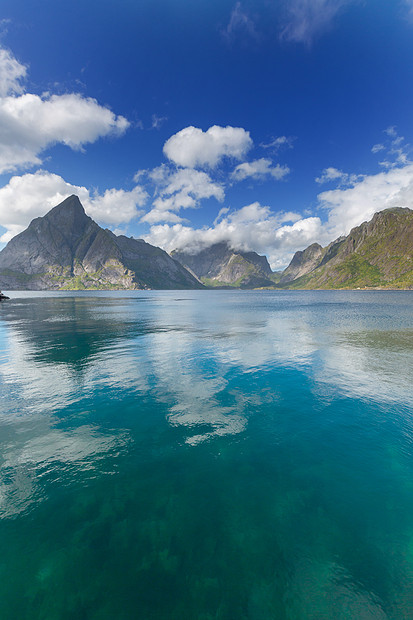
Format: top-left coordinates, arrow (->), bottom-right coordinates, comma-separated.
172,242 -> 274,288
0,197 -> 202,290
279,207 -> 413,289
279,242 -> 324,284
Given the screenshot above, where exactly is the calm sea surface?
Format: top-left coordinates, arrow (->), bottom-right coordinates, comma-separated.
1,290 -> 413,619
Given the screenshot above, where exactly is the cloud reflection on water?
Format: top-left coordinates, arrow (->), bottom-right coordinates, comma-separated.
0,424 -> 130,518
1,291 -> 413,516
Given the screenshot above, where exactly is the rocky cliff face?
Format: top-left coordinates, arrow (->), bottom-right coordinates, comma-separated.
281,207 -> 413,289
3,198 -> 409,291
171,242 -> 274,288
279,243 -> 324,284
0,196 -> 203,290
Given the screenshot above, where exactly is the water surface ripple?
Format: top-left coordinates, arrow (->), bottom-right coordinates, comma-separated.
1,290 -> 413,619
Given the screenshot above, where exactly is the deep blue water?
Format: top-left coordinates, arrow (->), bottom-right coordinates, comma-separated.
1,290 -> 413,619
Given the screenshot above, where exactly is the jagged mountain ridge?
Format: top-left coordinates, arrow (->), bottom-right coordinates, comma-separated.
279,243 -> 324,284
2,200 -> 412,291
171,242 -> 275,288
0,196 -> 202,290
282,207 -> 413,289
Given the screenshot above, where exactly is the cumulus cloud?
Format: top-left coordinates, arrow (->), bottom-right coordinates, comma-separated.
315,167 -> 346,184
0,47 -> 27,97
138,165 -> 225,224
154,167 -> 224,208
0,93 -> 129,173
141,210 -> 185,224
280,0 -> 353,46
315,166 -> 362,185
0,46 -> 129,173
6,142 -> 413,271
144,202 -> 319,269
145,131 -> 413,269
139,126 -> 291,226
319,162 -> 413,239
231,157 -> 290,181
314,130 -> 413,239
145,158 -> 413,269
86,186 -> 148,225
213,206 -> 230,225
0,171 -> 147,243
163,125 -> 253,168
316,130 -> 411,186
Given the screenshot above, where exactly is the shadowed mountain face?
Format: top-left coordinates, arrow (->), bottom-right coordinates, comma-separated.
2,199 -> 411,291
171,242 -> 275,288
0,196 -> 202,290
279,243 -> 324,284
281,208 -> 413,289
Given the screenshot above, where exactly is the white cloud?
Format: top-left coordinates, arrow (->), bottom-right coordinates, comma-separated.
0,47 -> 27,97
315,166 -> 362,185
213,206 -> 230,226
0,171 -> 147,243
319,162 -> 413,238
151,114 -> 167,129
145,202 -> 320,269
280,0 -> 353,46
385,126 -> 397,137
314,129 -> 413,240
315,167 -> 346,184
145,134 -> 413,269
0,47 -> 129,173
155,167 -> 224,207
376,127 -> 410,168
153,193 -> 197,211
229,202 -> 271,223
261,135 -> 295,151
7,154 -> 412,272
139,165 -> 225,224
139,127 -> 290,227
231,157 -> 290,181
163,125 -> 253,168
0,93 -> 129,173
141,209 -> 185,224
223,2 -> 259,43
86,186 -> 148,225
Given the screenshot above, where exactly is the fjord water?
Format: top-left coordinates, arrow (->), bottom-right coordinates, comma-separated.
1,291 -> 413,619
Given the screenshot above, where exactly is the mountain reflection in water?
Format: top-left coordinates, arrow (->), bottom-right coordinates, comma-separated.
1,290 -> 413,619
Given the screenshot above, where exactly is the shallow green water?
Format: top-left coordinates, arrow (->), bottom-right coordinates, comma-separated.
1,290 -> 413,619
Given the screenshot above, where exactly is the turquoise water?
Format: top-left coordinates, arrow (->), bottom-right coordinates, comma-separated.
1,290 -> 413,619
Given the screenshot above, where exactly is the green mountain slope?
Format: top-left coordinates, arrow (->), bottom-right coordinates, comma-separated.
281,208 -> 413,289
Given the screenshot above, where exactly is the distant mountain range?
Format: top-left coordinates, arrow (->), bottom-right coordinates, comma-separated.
1,197 -> 412,290
280,207 -> 413,289
171,242 -> 277,289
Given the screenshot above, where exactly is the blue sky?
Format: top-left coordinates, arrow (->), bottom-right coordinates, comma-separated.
1,0 -> 413,267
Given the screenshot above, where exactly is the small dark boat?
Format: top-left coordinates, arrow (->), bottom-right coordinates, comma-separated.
0,291 -> 9,300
